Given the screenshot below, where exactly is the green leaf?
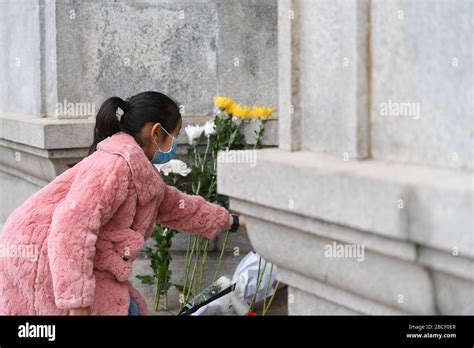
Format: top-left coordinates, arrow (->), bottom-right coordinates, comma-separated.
136,275 -> 156,285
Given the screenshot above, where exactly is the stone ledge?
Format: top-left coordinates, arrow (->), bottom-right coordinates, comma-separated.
240,213 -> 436,314
0,113 -> 278,150
0,138 -> 88,183
230,198 -> 417,262
227,198 -> 473,314
0,113 -> 95,149
418,247 -> 474,281
287,287 -> 360,315
217,148 -> 473,257
281,269 -> 404,315
231,198 -> 474,282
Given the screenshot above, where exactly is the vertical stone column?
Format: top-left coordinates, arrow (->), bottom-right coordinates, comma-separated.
218,0 -> 473,315
279,0 -> 370,157
278,0 -> 302,151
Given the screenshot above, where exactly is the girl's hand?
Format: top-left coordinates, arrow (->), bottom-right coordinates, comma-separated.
69,307 -> 91,316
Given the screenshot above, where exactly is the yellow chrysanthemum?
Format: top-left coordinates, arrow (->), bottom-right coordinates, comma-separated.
251,105 -> 276,119
232,104 -> 252,119
224,102 -> 237,115
213,96 -> 234,111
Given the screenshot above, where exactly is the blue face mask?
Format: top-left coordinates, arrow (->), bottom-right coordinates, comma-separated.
151,127 -> 177,164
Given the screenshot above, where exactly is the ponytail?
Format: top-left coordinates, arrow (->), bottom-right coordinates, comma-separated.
88,97 -> 129,155
88,91 -> 182,155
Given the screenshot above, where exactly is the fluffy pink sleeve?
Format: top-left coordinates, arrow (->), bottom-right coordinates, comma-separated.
155,185 -> 230,239
47,153 -> 130,310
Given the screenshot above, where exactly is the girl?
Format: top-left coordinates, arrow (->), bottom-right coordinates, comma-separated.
0,91 -> 245,315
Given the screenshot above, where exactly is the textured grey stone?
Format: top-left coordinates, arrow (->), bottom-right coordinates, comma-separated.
0,113 -> 95,149
218,149 -> 474,254
0,139 -> 86,183
0,0 -> 41,115
242,118 -> 278,146
288,287 -> 360,315
50,0 -> 278,121
0,135 -> 89,222
242,214 -> 436,314
408,184 -> 474,258
432,271 -> 474,315
219,149 -> 409,240
418,247 -> 474,281
298,0 -> 369,158
55,0 -> 219,118
277,0 -> 302,151
282,270 -> 404,315
0,170 -> 42,224
215,229 -> 253,255
230,198 -> 417,263
215,0 -> 278,110
371,0 -> 473,170
169,232 -> 216,252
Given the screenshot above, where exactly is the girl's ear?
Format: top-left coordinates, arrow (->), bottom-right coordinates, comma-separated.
150,122 -> 162,139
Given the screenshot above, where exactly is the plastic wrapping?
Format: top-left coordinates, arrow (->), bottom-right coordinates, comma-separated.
181,252 -> 278,316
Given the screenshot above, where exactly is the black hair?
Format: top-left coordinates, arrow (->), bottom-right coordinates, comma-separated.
88,91 -> 181,155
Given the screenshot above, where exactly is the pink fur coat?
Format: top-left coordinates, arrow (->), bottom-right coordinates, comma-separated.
0,132 -> 229,315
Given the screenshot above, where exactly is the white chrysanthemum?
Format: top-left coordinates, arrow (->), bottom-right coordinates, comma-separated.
155,159 -> 191,177
202,119 -> 216,137
185,124 -> 203,145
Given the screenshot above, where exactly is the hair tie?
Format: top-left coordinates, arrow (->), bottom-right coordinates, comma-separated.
116,99 -> 130,121
119,99 -> 131,113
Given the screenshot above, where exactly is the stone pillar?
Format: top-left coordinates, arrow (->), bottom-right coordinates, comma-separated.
218,0 -> 473,314
0,0 -> 94,227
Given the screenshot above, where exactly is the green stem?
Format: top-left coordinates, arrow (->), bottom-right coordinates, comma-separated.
262,264 -> 274,310
213,230 -> 230,282
198,239 -> 210,292
262,281 -> 280,316
183,170 -> 204,303
253,121 -> 265,150
185,237 -> 201,302
201,138 -> 211,171
227,127 -> 239,149
181,236 -> 197,307
248,257 -> 261,311
154,275 -> 163,311
193,144 -> 200,166
160,262 -> 168,311
195,181 -> 201,196
182,235 -> 192,285
249,259 -> 268,312
192,237 -> 202,296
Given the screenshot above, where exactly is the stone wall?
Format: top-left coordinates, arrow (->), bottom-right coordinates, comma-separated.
0,0 -> 278,224
0,0 -> 280,313
218,0 -> 474,315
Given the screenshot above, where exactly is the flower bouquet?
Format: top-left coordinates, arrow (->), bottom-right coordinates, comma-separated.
138,96 -> 276,314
